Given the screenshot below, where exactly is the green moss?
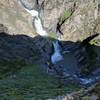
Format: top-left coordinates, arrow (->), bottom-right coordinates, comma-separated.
48,33 -> 58,41
63,10 -> 72,19
57,10 -> 71,26
0,59 -> 27,78
90,40 -> 99,46
0,62 -> 80,99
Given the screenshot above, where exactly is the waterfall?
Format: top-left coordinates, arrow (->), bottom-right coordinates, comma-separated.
19,0 -> 63,64
19,0 -> 48,37
51,41 -> 63,64
25,9 -> 48,37
18,0 -> 100,86
33,16 -> 48,37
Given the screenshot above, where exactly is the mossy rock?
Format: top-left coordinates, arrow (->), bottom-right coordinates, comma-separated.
0,59 -> 27,77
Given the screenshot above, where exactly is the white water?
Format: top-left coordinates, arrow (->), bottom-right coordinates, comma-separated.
24,6 -> 63,64
25,9 -> 39,16
33,16 -> 48,37
24,8 -> 48,37
27,9 -> 63,63
79,78 -> 93,85
26,9 -> 63,63
18,1 -> 100,87
51,41 -> 63,64
19,1 -> 63,64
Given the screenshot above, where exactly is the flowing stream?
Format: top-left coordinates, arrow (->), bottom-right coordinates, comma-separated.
19,0 -> 100,86
19,0 -> 63,64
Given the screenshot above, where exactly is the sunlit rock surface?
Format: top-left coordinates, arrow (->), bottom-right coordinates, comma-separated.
0,0 -> 35,37
0,0 -> 100,40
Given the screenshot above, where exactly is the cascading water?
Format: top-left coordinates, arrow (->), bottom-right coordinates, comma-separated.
51,41 -> 63,64
18,0 -> 100,86
19,0 -> 63,64
24,9 -> 48,37
33,15 -> 48,37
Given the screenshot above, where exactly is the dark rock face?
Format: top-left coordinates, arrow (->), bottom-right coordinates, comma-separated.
0,32 -> 52,64
0,26 -> 100,86
74,45 -> 97,75
0,32 -> 38,64
43,35 -> 100,85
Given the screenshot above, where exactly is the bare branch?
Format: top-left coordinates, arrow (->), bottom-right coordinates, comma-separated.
81,33 -> 99,46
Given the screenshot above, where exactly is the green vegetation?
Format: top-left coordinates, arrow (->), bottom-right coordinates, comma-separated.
63,10 -> 72,19
48,32 -> 58,40
59,10 -> 72,24
0,61 -> 80,99
48,10 -> 72,40
90,39 -> 99,46
0,60 -> 26,78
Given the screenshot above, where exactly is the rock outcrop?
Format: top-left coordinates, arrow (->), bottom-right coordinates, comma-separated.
0,24 -> 52,64
0,0 -> 35,37
0,0 -> 100,41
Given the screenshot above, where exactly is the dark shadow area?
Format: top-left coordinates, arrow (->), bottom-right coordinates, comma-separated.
0,31 -> 100,76
0,32 -> 41,63
0,31 -> 100,99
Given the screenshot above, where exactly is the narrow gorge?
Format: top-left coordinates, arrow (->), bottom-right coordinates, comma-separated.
0,0 -> 100,99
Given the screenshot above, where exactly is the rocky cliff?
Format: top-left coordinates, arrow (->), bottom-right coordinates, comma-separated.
0,0 -> 100,99
0,0 -> 100,77
0,0 -> 100,41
